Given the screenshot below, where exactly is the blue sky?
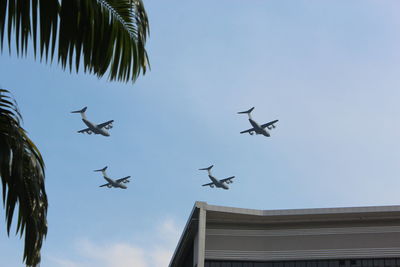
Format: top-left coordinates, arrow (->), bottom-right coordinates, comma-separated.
1,1 -> 400,266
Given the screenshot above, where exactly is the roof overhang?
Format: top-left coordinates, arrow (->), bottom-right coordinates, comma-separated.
205,203 -> 400,225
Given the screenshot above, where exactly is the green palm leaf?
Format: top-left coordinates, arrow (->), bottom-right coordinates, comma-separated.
0,89 -> 47,267
0,0 -> 149,82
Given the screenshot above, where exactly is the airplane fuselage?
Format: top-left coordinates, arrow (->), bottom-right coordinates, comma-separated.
104,177 -> 127,189
82,119 -> 110,136
209,175 -> 229,190
249,119 -> 270,137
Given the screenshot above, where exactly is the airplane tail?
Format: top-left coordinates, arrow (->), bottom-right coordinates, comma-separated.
199,165 -> 213,171
237,107 -> 255,114
94,166 -> 108,172
71,106 -> 88,114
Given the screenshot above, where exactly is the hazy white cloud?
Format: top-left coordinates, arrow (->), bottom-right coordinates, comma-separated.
152,248 -> 174,267
78,240 -> 148,267
46,256 -> 84,267
46,218 -> 182,267
149,218 -> 182,266
47,242 -> 147,267
158,218 -> 182,246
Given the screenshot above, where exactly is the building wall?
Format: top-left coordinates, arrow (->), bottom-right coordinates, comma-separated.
205,223 -> 400,261
169,204 -> 400,267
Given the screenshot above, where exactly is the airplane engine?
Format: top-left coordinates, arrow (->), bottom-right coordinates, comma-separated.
249,131 -> 254,135
272,125 -> 276,128
87,130 -> 92,135
123,180 -> 129,183
107,185 -> 112,188
210,184 -> 214,188
230,180 -> 234,183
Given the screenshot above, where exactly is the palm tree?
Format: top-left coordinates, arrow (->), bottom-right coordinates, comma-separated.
0,1 -> 150,266
0,0 -> 149,82
0,89 -> 47,267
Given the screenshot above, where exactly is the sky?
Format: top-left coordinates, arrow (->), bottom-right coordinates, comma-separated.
1,0 -> 400,266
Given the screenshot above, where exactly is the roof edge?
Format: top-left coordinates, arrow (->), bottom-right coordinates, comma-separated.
205,203 -> 400,217
168,202 -> 207,267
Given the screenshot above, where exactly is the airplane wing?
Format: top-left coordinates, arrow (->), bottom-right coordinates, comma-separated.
99,183 -> 111,187
240,128 -> 255,134
97,120 -> 114,129
77,128 -> 91,134
202,182 -> 216,187
116,176 -> 131,183
261,120 -> 279,129
220,176 -> 235,183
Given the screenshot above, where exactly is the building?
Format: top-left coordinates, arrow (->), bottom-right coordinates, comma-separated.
169,202 -> 400,267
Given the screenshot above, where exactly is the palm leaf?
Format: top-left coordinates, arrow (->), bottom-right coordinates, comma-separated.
0,89 -> 47,267
0,0 -> 149,82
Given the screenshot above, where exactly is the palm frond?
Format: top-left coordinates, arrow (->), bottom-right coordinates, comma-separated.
0,89 -> 47,267
0,0 -> 149,82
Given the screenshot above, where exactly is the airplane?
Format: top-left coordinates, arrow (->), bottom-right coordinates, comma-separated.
238,107 -> 278,137
199,165 -> 235,190
94,166 -> 131,189
71,107 -> 114,137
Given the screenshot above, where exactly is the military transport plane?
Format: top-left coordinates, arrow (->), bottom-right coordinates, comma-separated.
199,165 -> 235,190
94,166 -> 131,189
238,107 -> 278,137
71,107 -> 114,136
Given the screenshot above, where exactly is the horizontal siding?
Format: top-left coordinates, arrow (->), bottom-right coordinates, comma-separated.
206,226 -> 400,237
205,248 -> 400,261
205,258 -> 400,267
